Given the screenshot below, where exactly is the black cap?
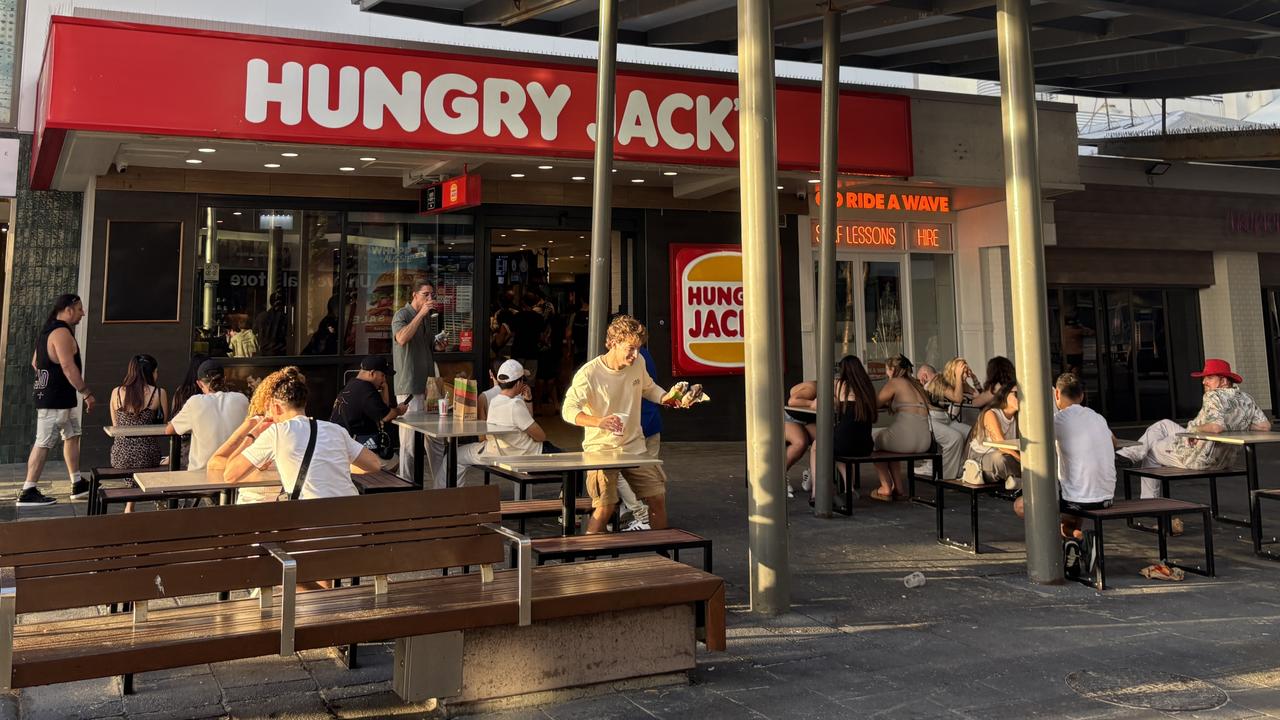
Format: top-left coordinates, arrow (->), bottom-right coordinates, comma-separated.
360,355 -> 395,376
197,359 -> 224,382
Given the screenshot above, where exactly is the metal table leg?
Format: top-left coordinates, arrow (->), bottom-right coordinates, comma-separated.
561,470 -> 579,536
169,435 -> 182,471
413,432 -> 425,488
447,439 -> 459,488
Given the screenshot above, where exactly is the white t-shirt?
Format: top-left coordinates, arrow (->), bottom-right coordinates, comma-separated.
240,416 -> 364,501
485,393 -> 543,456
561,356 -> 666,454
169,391 -> 249,471
1054,403 -> 1116,504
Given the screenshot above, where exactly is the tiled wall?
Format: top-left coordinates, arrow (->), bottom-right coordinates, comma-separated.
0,134 -> 84,463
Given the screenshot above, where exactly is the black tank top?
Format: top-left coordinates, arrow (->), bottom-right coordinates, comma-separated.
33,320 -> 80,409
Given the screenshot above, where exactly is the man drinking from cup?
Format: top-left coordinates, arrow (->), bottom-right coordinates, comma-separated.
562,315 -> 676,533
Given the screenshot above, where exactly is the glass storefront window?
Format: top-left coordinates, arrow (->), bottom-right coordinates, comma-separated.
863,261 -> 903,369
345,212 -> 475,356
194,207 -> 475,361
909,253 -> 957,371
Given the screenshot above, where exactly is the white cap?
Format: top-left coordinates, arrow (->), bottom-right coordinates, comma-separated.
497,359 -> 530,382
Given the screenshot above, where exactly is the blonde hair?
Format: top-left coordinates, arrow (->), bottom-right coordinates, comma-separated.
925,357 -> 966,404
605,314 -> 645,350
248,366 -> 307,415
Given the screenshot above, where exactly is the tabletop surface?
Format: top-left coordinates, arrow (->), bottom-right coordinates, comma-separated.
103,424 -> 173,438
492,451 -> 663,472
1176,430 -> 1280,445
984,440 -> 1019,451
393,414 -> 519,438
133,469 -> 282,491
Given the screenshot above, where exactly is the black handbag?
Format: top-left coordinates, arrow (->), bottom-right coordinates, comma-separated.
278,418 -> 319,501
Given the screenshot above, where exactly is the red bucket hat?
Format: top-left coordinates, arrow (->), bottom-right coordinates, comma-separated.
1191,358 -> 1243,384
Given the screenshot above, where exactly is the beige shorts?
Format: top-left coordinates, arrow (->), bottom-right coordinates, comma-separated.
587,464 -> 666,509
34,408 -> 81,448
644,434 -> 669,482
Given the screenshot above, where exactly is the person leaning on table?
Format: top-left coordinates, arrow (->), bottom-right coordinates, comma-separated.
209,366 -> 382,503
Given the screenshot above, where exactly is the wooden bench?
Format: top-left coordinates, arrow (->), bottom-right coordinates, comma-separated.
1248,489 -> 1280,560
932,478 -> 1019,554
833,447 -> 943,515
1122,465 -> 1248,530
531,529 -> 712,572
86,465 -> 170,515
0,486 -> 725,703
1060,498 -> 1215,591
352,469 -> 417,494
95,486 -> 223,516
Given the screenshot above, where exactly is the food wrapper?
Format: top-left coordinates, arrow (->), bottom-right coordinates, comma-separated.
452,376 -> 479,420
661,381 -> 710,408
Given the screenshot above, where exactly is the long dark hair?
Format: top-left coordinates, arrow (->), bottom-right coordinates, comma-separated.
45,294 -> 81,327
119,354 -> 159,413
171,353 -> 208,416
984,356 -> 1017,394
836,355 -> 878,423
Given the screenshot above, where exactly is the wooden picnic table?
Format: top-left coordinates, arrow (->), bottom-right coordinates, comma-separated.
103,424 -> 184,471
133,468 -> 282,505
392,414 -> 520,488
1176,430 -> 1280,547
489,452 -> 663,536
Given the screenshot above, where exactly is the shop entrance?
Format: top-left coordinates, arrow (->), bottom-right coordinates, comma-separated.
1048,287 -> 1203,423
487,228 -> 597,410
827,254 -> 905,376
1263,288 -> 1280,414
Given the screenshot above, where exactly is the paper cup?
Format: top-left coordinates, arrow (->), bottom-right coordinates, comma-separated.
612,413 -> 629,437
438,399 -> 449,415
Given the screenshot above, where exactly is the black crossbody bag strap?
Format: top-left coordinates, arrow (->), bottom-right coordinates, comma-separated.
290,418 -> 319,501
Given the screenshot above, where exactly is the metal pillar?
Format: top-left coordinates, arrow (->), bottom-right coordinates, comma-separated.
996,0 -> 1062,585
814,7 -> 840,518
586,0 -> 617,359
738,0 -> 790,614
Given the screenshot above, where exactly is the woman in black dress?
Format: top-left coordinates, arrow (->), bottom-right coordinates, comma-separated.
809,355 -> 878,502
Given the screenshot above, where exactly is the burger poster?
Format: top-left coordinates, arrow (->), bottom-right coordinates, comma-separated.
671,243 -> 744,377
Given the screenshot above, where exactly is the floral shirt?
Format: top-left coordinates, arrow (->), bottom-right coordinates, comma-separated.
1170,388 -> 1268,469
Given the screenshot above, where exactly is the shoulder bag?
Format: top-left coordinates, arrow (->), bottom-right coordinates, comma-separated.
278,418 -> 319,501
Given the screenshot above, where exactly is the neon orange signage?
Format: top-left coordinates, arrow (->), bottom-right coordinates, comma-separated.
814,189 -> 950,213
811,220 -> 900,249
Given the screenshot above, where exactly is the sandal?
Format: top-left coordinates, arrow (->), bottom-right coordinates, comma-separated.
869,489 -> 895,502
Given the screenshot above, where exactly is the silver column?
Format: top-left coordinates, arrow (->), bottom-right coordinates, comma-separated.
739,0 -> 790,614
814,7 -> 840,518
996,0 -> 1062,585
586,0 -> 617,359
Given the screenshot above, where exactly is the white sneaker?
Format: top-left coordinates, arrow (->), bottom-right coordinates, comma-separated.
800,470 -> 811,492
960,460 -> 984,486
621,518 -> 651,532
1005,476 -> 1022,491
786,484 -> 795,499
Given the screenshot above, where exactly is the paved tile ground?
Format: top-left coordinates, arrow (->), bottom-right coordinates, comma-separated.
3,437 -> 1280,719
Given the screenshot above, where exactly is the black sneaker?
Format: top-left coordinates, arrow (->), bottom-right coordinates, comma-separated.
16,487 -> 57,506
70,478 -> 91,500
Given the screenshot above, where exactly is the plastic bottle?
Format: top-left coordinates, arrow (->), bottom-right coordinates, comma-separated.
903,572 -> 926,589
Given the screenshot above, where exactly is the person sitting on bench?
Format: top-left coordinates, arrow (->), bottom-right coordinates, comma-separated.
1118,358 -> 1269,495
961,384 -> 1020,490
454,359 -> 553,485
1034,373 -> 1115,539
214,366 -> 383,500
166,359 -> 248,471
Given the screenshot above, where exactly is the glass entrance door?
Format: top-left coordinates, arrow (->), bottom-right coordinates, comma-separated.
827,255 -> 905,376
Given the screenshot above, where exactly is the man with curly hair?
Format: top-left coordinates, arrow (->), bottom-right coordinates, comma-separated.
562,315 -> 674,533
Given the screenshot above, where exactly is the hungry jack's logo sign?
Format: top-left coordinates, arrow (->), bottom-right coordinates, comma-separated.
671,244 -> 744,377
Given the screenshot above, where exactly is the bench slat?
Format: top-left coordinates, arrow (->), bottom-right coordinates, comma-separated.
1126,466 -> 1245,479
531,529 -> 706,554
500,498 -> 593,518
1067,498 -> 1208,519
0,486 -> 500,555
11,557 -> 724,689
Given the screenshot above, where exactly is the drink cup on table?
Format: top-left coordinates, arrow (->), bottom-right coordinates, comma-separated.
438,398 -> 449,415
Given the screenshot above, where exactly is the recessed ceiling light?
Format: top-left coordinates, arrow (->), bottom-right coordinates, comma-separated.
197,148 -> 216,153
631,179 -> 644,183
216,219 -> 223,223
501,234 -> 507,238
549,240 -> 555,244
537,165 -> 553,170
611,169 -> 617,173
777,185 -> 784,190
569,255 -> 575,259
233,211 -> 242,216
663,171 -> 678,176
579,235 -> 585,239
185,159 -> 203,164
339,166 -> 355,172
280,152 -> 299,158
571,176 -> 586,181
521,244 -> 527,248
263,163 -> 281,168
510,173 -> 525,178
807,178 -> 820,184
359,156 -> 377,162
